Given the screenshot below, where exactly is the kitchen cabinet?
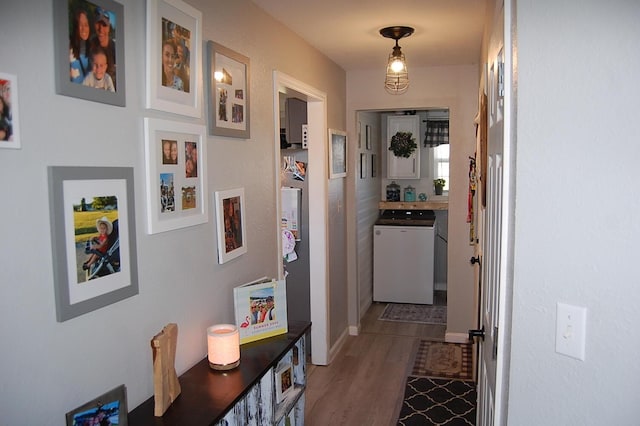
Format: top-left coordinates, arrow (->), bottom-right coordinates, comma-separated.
387,115 -> 420,179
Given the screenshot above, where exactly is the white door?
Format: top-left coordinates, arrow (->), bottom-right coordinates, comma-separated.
387,115 -> 420,179
476,1 -> 513,424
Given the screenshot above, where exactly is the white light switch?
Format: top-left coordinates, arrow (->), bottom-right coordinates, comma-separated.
555,302 -> 587,360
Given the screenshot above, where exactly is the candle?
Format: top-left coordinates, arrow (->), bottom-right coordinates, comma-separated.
207,324 -> 240,370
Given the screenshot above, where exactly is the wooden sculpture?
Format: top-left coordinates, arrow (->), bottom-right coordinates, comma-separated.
151,323 -> 181,416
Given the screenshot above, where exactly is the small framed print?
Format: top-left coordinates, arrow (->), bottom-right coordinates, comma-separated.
214,188 -> 247,264
275,363 -> 294,404
360,153 -> 367,179
53,0 -> 126,106
207,41 -> 250,138
371,154 -> 377,177
48,166 -> 138,322
328,129 -> 347,179
143,118 -> 208,234
365,124 -> 372,150
0,72 -> 20,149
65,384 -> 127,426
146,0 -> 202,117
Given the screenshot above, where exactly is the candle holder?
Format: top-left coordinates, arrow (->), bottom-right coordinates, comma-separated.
207,324 -> 240,370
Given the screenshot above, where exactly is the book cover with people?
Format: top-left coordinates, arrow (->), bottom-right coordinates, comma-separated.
233,277 -> 288,344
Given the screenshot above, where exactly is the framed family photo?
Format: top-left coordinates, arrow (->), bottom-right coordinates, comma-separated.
214,188 -> 247,264
207,41 -> 250,138
143,118 -> 208,234
0,72 -> 20,149
328,129 -> 347,179
146,0 -> 202,117
53,0 -> 126,106
48,166 -> 138,322
65,384 -> 128,426
275,363 -> 294,404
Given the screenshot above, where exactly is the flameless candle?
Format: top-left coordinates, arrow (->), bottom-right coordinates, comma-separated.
207,324 -> 240,370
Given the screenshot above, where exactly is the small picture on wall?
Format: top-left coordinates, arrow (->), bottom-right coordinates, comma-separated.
65,384 -> 128,426
0,72 -> 20,149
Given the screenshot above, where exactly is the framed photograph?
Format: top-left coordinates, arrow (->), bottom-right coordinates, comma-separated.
53,0 -> 126,106
48,166 -> 138,322
365,124 -> 372,150
214,188 -> 247,264
143,118 -> 208,234
275,363 -> 294,404
207,41 -> 250,138
146,0 -> 202,117
360,153 -> 367,179
328,129 -> 347,179
65,384 -> 127,426
357,121 -> 363,149
371,154 -> 377,177
0,72 -> 20,149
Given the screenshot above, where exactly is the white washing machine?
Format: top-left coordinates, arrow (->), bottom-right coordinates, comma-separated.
373,210 -> 435,304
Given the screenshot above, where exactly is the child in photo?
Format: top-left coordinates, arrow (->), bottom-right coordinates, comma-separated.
82,47 -> 115,92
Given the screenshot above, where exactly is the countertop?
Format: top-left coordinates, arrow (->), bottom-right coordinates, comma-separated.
379,198 -> 448,211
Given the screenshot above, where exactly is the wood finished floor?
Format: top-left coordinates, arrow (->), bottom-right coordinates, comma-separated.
304,300 -> 447,426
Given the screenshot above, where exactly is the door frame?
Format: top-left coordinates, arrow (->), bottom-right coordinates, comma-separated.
272,71 -> 330,365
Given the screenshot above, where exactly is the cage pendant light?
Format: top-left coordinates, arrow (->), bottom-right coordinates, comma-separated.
380,26 -> 414,95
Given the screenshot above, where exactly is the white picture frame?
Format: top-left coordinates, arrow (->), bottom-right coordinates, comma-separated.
275,363 -> 294,404
145,0 -> 202,117
0,72 -> 20,149
328,128 -> 347,179
214,188 -> 247,264
143,118 -> 208,234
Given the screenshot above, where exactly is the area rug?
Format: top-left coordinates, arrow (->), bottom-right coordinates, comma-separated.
411,340 -> 473,381
379,303 -> 447,325
397,377 -> 476,426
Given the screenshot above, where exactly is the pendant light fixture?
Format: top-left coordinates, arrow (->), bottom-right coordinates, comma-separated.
380,26 -> 414,95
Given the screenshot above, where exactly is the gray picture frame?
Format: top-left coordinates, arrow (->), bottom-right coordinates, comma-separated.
65,384 -> 128,426
207,41 -> 251,138
328,128 -> 347,179
53,0 -> 126,107
48,166 -> 138,322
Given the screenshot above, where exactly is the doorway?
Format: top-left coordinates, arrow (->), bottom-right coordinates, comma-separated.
272,71 -> 330,365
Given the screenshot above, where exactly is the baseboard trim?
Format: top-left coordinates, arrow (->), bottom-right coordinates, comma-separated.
348,325 -> 360,336
434,282 -> 447,291
328,327 -> 350,364
445,332 -> 471,343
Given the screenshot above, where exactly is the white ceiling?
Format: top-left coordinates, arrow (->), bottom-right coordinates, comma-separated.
251,0 -> 487,71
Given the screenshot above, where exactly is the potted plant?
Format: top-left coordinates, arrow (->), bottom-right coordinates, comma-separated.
434,178 -> 446,195
388,131 -> 417,158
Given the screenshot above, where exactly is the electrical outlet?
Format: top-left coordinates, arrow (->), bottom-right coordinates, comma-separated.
555,302 -> 587,361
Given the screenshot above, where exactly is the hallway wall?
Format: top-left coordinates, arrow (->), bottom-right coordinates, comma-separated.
0,1 -> 345,424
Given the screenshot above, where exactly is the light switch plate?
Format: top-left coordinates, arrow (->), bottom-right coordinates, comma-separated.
555,302 -> 587,360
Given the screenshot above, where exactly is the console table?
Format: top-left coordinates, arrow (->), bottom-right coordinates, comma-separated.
129,321 -> 311,425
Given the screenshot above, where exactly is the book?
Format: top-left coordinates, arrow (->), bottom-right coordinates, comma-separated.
233,277 -> 288,344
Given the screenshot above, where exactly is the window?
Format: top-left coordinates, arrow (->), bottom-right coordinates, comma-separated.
433,144 -> 449,191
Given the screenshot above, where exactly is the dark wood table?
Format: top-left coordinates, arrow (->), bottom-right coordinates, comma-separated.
128,321 -> 311,425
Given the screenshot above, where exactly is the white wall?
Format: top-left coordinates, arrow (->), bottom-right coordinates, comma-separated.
346,65 -> 478,335
506,0 -> 640,423
0,1 -> 345,424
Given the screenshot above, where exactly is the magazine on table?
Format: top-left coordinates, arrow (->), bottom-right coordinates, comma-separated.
233,277 -> 288,344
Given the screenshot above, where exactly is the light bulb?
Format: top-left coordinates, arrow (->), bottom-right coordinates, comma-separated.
390,59 -> 405,73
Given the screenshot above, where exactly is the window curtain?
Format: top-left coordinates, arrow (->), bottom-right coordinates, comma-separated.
424,120 -> 449,147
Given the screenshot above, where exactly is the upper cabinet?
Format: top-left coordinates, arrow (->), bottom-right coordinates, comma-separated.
387,115 -> 420,179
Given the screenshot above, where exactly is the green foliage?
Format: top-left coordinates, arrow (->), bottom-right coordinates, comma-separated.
388,132 -> 417,158
434,178 -> 446,188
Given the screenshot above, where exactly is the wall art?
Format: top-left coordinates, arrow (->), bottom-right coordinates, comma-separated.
214,188 -> 247,263
328,128 -> 347,179
207,41 -> 250,138
53,0 -> 126,106
0,72 -> 20,149
143,118 -> 208,234
48,166 -> 138,322
146,0 -> 202,117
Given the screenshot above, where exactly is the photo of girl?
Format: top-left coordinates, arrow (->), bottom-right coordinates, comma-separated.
161,19 -> 191,92
67,1 -> 118,91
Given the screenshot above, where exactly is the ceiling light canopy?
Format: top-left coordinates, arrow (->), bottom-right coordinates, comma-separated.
380,26 -> 414,95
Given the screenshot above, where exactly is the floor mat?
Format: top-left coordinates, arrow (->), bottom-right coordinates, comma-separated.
411,340 -> 473,381
397,377 -> 476,426
379,303 -> 447,325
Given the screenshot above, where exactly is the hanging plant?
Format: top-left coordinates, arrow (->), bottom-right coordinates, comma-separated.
388,131 -> 417,158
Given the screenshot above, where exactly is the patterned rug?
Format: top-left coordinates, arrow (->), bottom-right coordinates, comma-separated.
379,303 -> 447,325
397,377 -> 476,426
411,341 -> 473,381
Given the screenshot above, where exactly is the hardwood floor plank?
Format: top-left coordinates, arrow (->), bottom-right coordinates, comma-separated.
305,302 -> 448,425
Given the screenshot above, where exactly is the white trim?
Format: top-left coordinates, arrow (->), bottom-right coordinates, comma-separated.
328,327 -> 350,364
348,325 -> 360,336
272,71 -> 330,365
445,332 -> 471,344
